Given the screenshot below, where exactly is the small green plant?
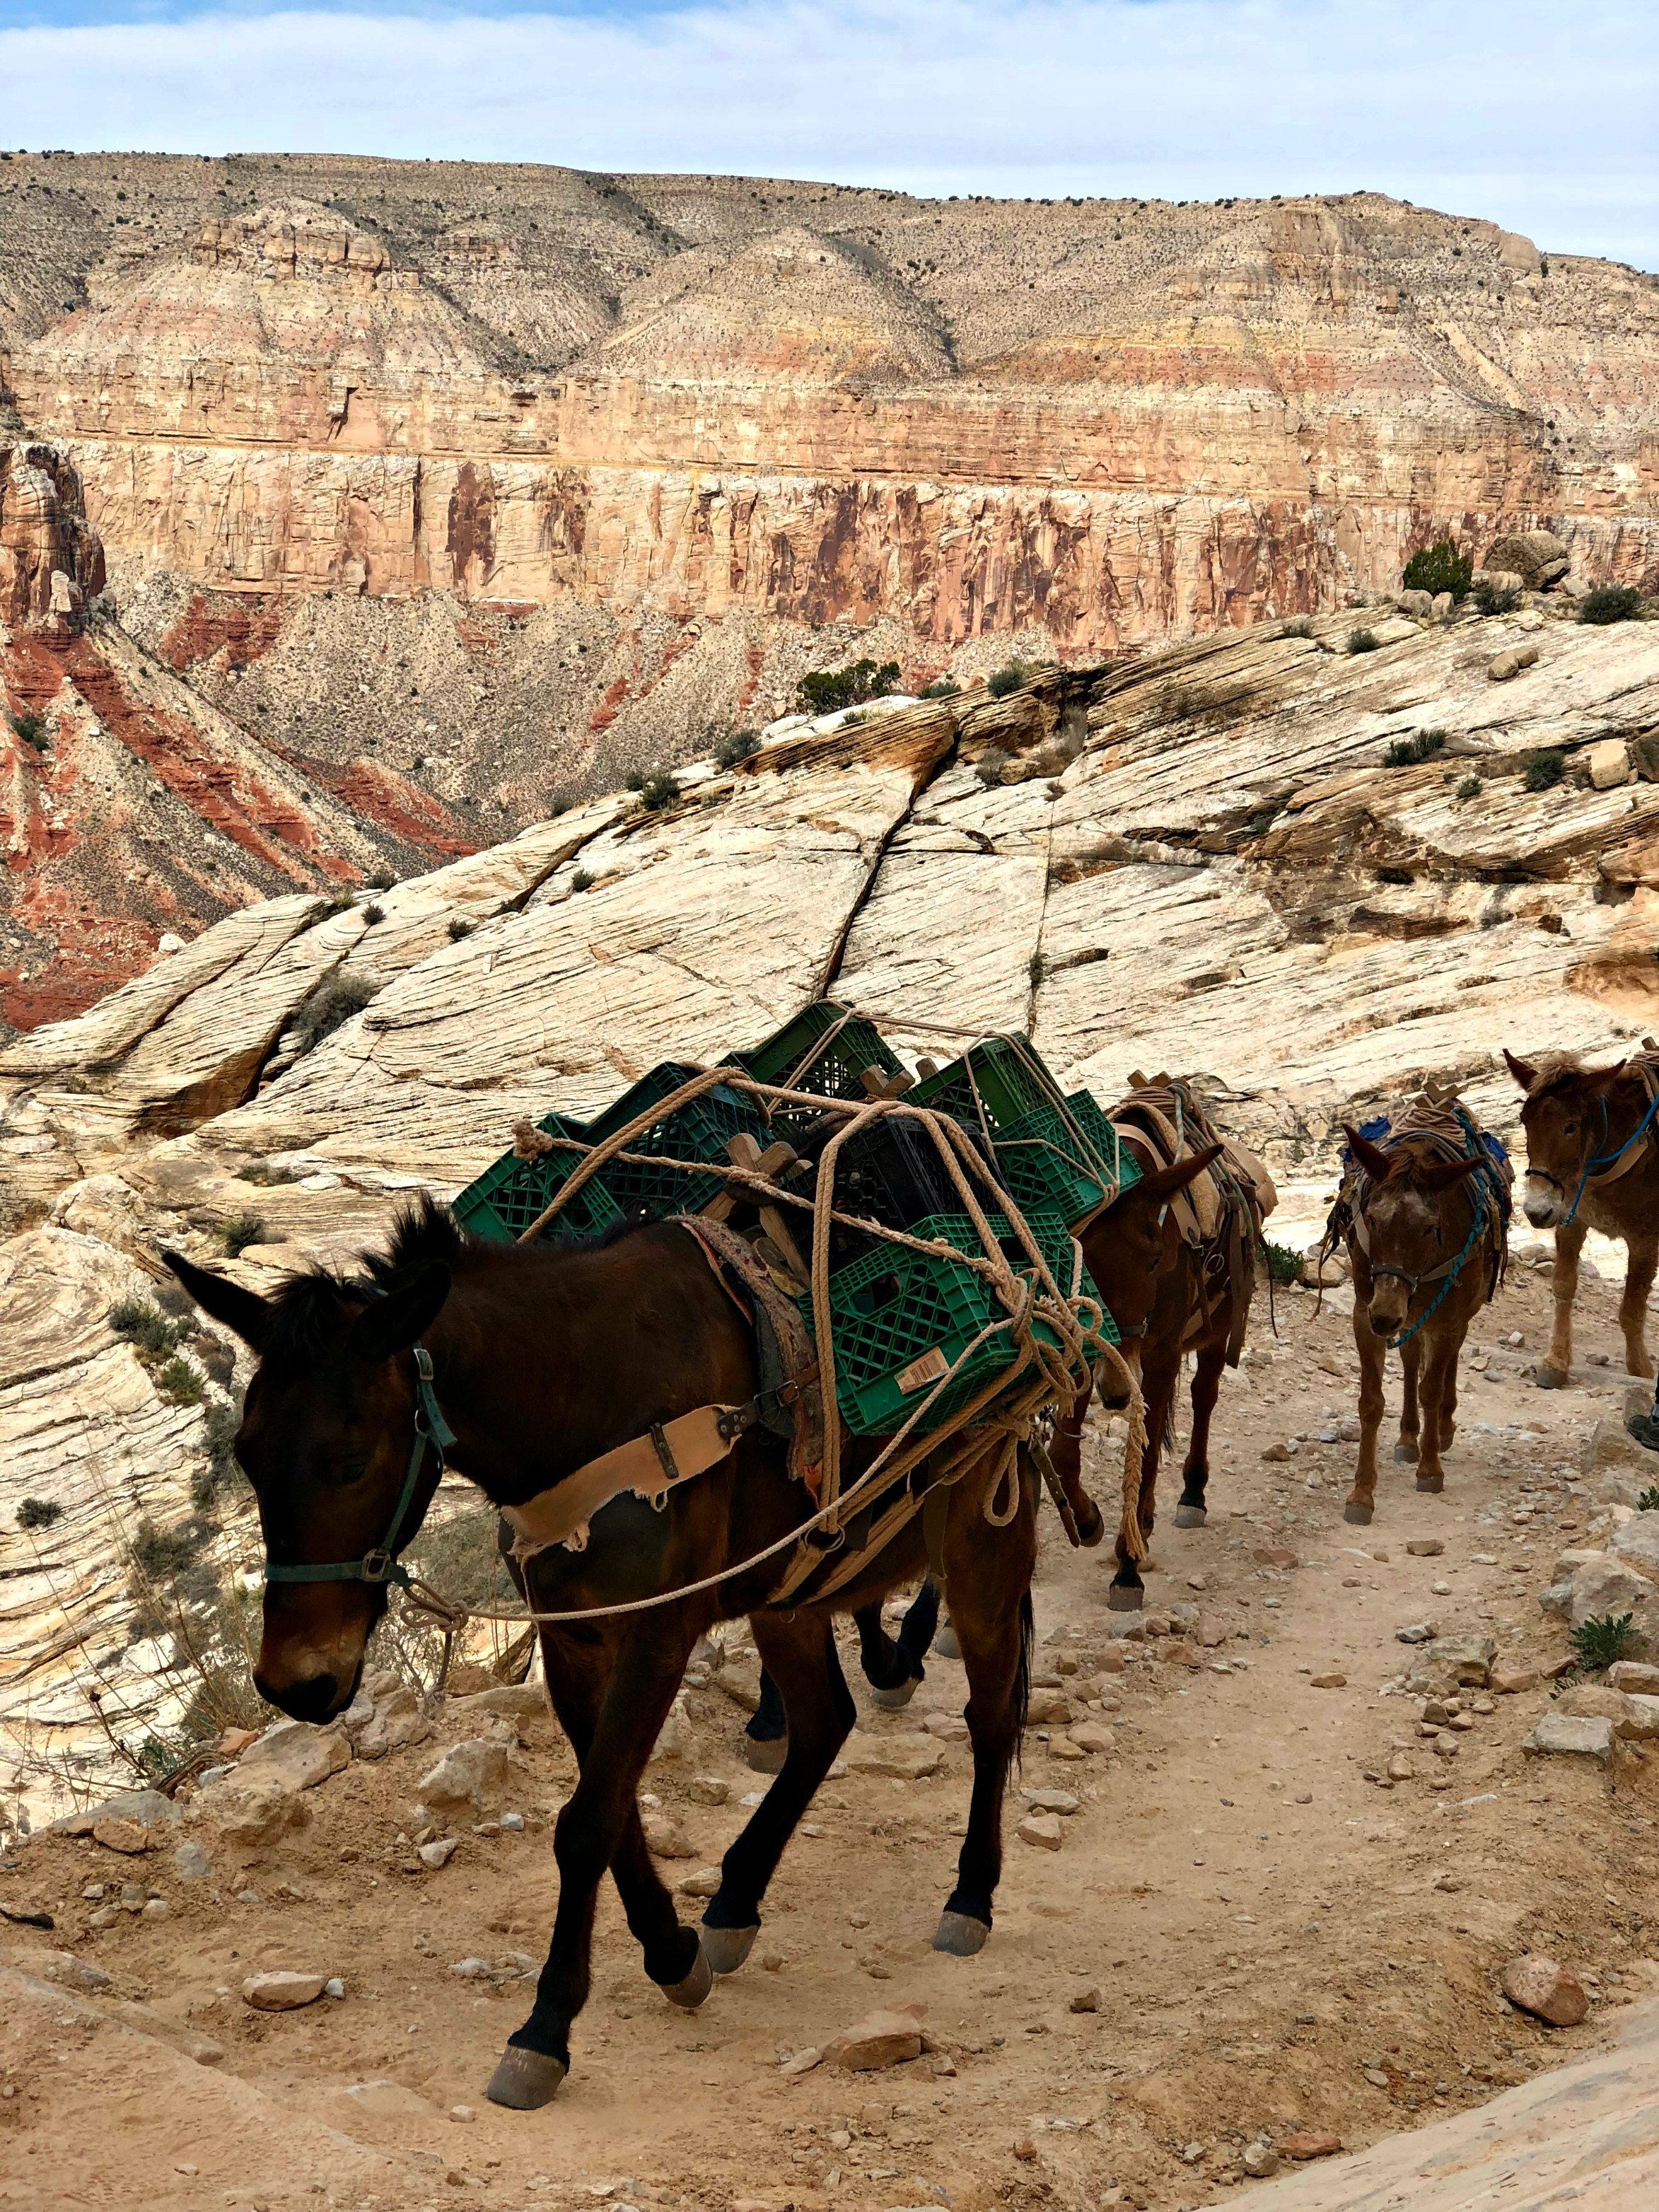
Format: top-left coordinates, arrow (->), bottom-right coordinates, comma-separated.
235,1160 -> 298,1187
1569,1611 -> 1636,1675
973,747 -> 1012,788
8,710 -> 49,752
291,974 -> 378,1054
627,769 -> 682,813
1402,538 -> 1472,599
1282,617 -> 1314,639
156,1356 -> 205,1407
447,917 -> 475,942
16,1496 -> 63,1530
108,1296 -> 190,1362
1637,1485 -> 1659,1513
217,1212 -> 265,1258
919,677 -> 961,699
366,867 -> 397,891
1262,1240 -> 1303,1285
986,660 -> 1032,699
1346,628 -> 1381,655
1028,948 -> 1047,990
298,889 -> 356,933
1457,776 -> 1482,799
1522,748 -> 1567,792
1384,728 -> 1448,767
1578,586 -> 1644,626
361,902 -> 384,926
714,727 -> 761,769
192,1398 -> 248,1508
1472,579 -> 1521,616
796,658 -> 900,716
132,1513 -> 213,1579
569,868 -> 595,893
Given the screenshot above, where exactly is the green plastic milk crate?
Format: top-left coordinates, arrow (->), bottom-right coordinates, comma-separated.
734,999 -> 906,1105
453,1112 -> 624,1245
587,1061 -> 769,1219
801,1208 -> 1115,1437
907,1036 -> 1066,1133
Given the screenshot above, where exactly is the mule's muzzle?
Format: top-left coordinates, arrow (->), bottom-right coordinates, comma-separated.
1523,1174 -> 1564,1229
254,1667 -> 347,1724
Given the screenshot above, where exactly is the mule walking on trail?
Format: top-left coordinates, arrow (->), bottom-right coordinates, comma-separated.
1049,1076 -> 1275,1609
1326,1093 -> 1511,1523
1503,1047 -> 1659,1387
165,1202 -> 1041,2113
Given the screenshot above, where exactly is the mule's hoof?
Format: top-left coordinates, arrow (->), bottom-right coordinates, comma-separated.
1534,1367 -> 1569,1392
932,1911 -> 991,1957
868,1678 -> 919,1710
744,1733 -> 787,1775
1392,1443 -> 1419,1465
1414,1474 -> 1445,1494
486,2047 -> 566,2110
1172,1504 -> 1207,1528
659,1943 -> 714,2010
1106,1583 -> 1144,1612
1076,1506 -> 1106,1549
699,1921 -> 759,1976
1342,1500 -> 1374,1525
935,1619 -> 962,1662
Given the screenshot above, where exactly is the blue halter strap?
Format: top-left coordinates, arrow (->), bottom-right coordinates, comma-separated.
1563,1086 -> 1659,1226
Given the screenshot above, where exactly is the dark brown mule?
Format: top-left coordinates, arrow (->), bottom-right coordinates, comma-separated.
1335,1117 -> 1505,1523
165,1203 -> 1038,2113
1050,1080 -> 1271,1609
1503,1047 -> 1659,1386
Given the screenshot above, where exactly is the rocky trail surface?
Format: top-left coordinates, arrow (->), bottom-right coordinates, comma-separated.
6,1260 -> 1659,2212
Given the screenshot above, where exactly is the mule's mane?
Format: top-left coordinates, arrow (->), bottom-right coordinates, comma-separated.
1523,1049 -> 1629,1101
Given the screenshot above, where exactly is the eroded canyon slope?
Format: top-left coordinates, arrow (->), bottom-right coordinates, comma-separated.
1,151 -> 1654,824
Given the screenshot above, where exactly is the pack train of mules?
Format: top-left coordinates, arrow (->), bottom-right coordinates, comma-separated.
158,1028 -> 1650,2113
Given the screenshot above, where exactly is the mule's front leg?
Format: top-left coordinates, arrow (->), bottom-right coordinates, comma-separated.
490,1631 -> 692,2111
1174,1339 -> 1225,1526
1539,1218 -> 1586,1387
1346,1310 -> 1387,1524
1414,1334 -> 1460,1493
1110,1349 -> 1175,1609
701,1613 -> 855,1972
1394,1338 -> 1421,1465
1622,1238 -> 1657,1380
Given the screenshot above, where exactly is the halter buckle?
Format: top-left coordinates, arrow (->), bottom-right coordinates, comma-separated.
360,1548 -> 395,1584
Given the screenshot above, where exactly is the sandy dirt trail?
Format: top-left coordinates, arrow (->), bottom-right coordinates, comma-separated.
4,1262 -> 1658,2212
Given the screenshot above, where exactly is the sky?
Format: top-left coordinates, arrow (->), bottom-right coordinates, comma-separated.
1,0 -> 1655,271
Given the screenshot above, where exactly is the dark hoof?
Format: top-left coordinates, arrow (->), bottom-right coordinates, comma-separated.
1628,1416 -> 1659,1454
744,1733 -> 787,1774
1107,1583 -> 1144,1613
1343,1500 -> 1374,1525
932,1911 -> 991,1957
1414,1474 -> 1445,1494
1534,1367 -> 1568,1392
868,1677 -> 919,1709
486,2047 -> 566,2110
1172,1504 -> 1207,1528
1076,1506 -> 1106,1549
1392,1443 -> 1419,1465
935,1620 -> 961,1662
698,1921 -> 759,1976
659,1942 -> 714,2010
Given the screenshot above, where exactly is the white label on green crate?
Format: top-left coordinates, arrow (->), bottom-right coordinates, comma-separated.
895,1346 -> 950,1394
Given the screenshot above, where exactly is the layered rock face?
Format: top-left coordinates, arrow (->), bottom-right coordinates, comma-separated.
0,438 -> 475,1032
3,156 -> 1654,655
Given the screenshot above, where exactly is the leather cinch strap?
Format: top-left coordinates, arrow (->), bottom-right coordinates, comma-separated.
502,1403 -> 745,1559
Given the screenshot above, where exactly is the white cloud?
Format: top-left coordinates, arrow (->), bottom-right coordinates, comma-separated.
2,0 -> 1655,267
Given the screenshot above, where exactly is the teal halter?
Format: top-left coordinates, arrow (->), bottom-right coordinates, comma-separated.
262,1345 -> 456,1589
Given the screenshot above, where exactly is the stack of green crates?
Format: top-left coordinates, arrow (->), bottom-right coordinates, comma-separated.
452,1112 -> 624,1246
800,1206 -> 1116,1436
587,1062 -> 768,1218
733,1001 -> 906,1132
907,1035 -> 1061,1131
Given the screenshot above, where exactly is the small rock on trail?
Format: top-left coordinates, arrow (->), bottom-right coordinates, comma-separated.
242,1970 -> 327,2010
1501,1954 -> 1589,2027
821,2003 -> 926,2071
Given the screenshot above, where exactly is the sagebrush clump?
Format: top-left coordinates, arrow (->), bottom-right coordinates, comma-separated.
1347,629 -> 1380,655
986,660 -> 1032,698
627,769 -> 682,813
1523,748 -> 1567,792
291,974 -> 378,1055
1578,585 -> 1644,626
714,727 -> 760,769
1384,729 -> 1448,767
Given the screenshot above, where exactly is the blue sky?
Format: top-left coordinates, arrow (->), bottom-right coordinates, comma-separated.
1,0 -> 1655,269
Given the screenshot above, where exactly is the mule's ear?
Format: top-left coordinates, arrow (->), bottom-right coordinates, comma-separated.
1502,1047 -> 1537,1092
162,1250 -> 273,1351
1343,1125 -> 1395,1183
1582,1059 -> 1629,1096
1131,1141 -> 1223,1207
1419,1152 -> 1488,1194
348,1263 -> 451,1365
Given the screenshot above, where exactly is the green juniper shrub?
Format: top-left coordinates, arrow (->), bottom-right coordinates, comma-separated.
627,769 -> 682,813
1262,1239 -> 1304,1285
1578,585 -> 1644,626
714,727 -> 761,769
8,711 -> 49,752
291,974 -> 378,1054
157,1356 -> 206,1407
1522,747 -> 1567,792
1384,728 -> 1448,767
795,659 -> 900,716
1457,776 -> 1482,800
447,917 -> 475,941
919,677 -> 961,699
1401,538 -> 1472,600
217,1212 -> 265,1258
569,870 -> 595,894
361,903 -> 384,926
1472,579 -> 1522,617
1569,1610 -> 1636,1675
17,1496 -> 63,1530
986,660 -> 1032,698
1346,628 -> 1381,655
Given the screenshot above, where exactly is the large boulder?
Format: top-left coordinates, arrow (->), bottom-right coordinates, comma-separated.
1485,530 -> 1570,589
